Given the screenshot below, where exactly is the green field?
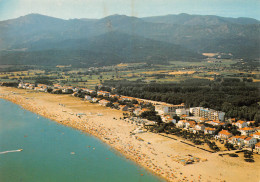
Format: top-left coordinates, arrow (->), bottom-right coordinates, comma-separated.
0,59 -> 259,88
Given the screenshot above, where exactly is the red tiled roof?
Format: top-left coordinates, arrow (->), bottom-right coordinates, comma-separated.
244,137 -> 253,141
205,127 -> 216,131
236,120 -> 246,124
239,127 -> 254,131
219,130 -> 232,136
255,142 -> 260,147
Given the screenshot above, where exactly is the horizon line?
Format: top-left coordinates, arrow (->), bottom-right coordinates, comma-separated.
1,12 -> 260,22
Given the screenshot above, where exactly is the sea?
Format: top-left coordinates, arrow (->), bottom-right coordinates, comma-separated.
0,99 -> 163,182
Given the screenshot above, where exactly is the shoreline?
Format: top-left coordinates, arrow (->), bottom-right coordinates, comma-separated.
1,87 -> 259,182
0,88 -> 168,181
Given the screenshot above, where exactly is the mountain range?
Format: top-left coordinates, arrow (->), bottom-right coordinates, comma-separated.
0,13 -> 259,66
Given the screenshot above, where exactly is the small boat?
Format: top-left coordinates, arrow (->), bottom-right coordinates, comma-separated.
0,149 -> 23,154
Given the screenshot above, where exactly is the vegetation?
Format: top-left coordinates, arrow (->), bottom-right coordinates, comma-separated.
105,78 -> 260,122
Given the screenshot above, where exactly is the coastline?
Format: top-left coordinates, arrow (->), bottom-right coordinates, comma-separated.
1,87 -> 259,182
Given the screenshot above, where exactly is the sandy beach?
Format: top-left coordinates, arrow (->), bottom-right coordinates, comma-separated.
0,87 -> 259,182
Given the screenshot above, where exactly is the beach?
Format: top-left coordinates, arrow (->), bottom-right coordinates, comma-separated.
0,87 -> 259,182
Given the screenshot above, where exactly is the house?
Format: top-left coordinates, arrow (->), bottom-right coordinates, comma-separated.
73,87 -> 79,92
133,104 -> 141,108
37,84 -> 47,88
239,127 -> 255,136
198,117 -> 209,123
194,124 -> 205,133
235,120 -> 248,128
228,135 -> 247,147
18,82 -> 25,88
204,127 -> 216,135
97,91 -> 110,97
52,89 -> 62,94
62,87 -> 72,94
84,89 -> 95,94
247,121 -> 255,126
254,142 -> 260,154
92,97 -> 99,103
218,130 -> 232,139
99,99 -> 110,106
119,105 -> 128,111
228,118 -> 236,124
26,84 -> 35,90
85,95 -> 92,101
113,102 -> 120,107
136,108 -> 150,115
161,115 -> 176,124
187,120 -> 196,129
128,107 -> 135,112
228,136 -> 242,146
120,96 -> 134,101
109,94 -> 119,98
53,84 -> 61,89
176,120 -> 194,129
22,83 -> 30,89
133,108 -> 142,115
206,120 -> 221,126
133,108 -> 149,115
166,118 -> 176,124
244,137 -> 257,148
34,87 -> 41,91
176,120 -> 188,128
252,132 -> 260,141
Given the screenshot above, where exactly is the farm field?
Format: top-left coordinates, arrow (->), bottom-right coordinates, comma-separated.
0,59 -> 259,88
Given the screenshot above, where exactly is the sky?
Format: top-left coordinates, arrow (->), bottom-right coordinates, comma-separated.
0,0 -> 260,21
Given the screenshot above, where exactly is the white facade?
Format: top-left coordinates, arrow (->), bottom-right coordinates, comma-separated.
176,109 -> 189,116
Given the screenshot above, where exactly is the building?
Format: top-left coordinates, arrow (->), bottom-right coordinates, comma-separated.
97,91 -> 110,97
253,132 -> 260,141
176,120 -> 188,128
120,96 -> 135,101
190,107 -> 225,121
239,127 -> 255,136
109,94 -> 119,98
119,105 -> 128,111
85,95 -> 92,101
92,97 -> 99,103
99,99 -> 110,106
204,127 -> 216,135
228,135 -> 247,147
18,82 -> 25,88
247,121 -> 255,126
53,84 -> 61,89
176,108 -> 190,116
218,130 -> 232,139
254,142 -> 260,154
155,103 -> 185,115
187,121 -> 196,129
194,124 -> 205,133
206,120 -> 222,126
235,120 -> 248,129
244,137 -> 257,148
190,107 -> 203,117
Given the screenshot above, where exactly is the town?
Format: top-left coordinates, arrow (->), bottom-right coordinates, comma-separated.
15,81 -> 260,156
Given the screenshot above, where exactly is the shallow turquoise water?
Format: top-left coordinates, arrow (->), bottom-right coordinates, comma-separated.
0,99 -> 162,182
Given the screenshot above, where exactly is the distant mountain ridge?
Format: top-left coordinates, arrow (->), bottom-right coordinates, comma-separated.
142,13 -> 260,25
0,13 -> 259,66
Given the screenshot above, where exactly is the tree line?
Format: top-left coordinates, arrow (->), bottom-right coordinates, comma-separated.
103,78 -> 260,123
